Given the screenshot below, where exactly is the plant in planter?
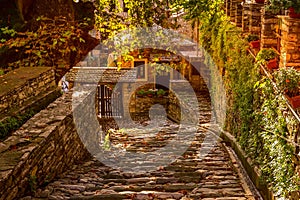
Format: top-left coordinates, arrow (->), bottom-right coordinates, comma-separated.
245,34 -> 260,49
136,89 -> 146,97
267,0 -> 300,18
274,67 -> 300,109
255,0 -> 264,4
146,89 -> 156,97
157,89 -> 166,97
256,48 -> 278,70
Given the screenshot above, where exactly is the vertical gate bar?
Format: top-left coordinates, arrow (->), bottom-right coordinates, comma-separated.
101,85 -> 105,117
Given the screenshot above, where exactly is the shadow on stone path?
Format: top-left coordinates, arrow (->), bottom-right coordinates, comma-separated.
20,93 -> 260,200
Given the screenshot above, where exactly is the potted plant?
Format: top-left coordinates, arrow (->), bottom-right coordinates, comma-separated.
255,0 -> 264,3
274,68 -> 300,109
157,89 -> 166,98
267,0 -> 300,18
246,34 -> 260,49
136,89 -> 146,97
146,89 -> 156,97
256,48 -> 278,70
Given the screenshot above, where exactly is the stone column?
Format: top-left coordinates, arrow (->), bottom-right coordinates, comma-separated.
242,3 -> 250,32
260,8 -> 279,49
249,2 -> 264,35
278,16 -> 300,69
226,0 -> 231,17
230,0 -> 237,22
234,0 -> 243,27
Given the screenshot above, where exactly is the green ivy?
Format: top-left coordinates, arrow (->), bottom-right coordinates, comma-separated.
196,2 -> 299,197
0,109 -> 35,140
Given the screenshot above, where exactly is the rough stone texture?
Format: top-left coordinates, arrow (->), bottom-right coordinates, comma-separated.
230,0 -> 239,23
19,93 -> 259,200
249,3 -> 264,36
0,68 -> 56,116
0,91 -> 90,200
130,96 -> 168,115
261,8 -> 279,49
234,0 -> 243,27
278,16 -> 300,69
242,3 -> 250,32
225,0 -> 231,17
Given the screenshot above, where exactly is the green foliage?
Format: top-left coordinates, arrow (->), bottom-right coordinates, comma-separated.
136,89 -> 146,96
0,109 -> 35,140
256,48 -> 277,62
0,16 -> 88,69
196,1 -> 299,197
0,27 -> 17,43
274,67 -> 300,97
267,0 -> 300,14
253,78 -> 300,196
93,0 -> 179,40
28,175 -> 37,193
245,34 -> 259,42
157,89 -> 166,96
103,130 -> 111,150
94,0 -> 126,40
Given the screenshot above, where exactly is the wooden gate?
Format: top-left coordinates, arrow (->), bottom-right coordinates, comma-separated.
97,84 -> 123,118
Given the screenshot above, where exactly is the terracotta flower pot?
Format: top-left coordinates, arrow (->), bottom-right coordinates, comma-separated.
255,0 -> 264,3
267,59 -> 278,70
289,8 -> 300,18
250,40 -> 260,49
286,95 -> 300,109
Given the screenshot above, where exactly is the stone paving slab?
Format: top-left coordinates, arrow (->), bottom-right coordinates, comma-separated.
20,93 -> 261,200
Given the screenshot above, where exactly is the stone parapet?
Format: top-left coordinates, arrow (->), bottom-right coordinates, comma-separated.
234,1 -> 243,27
278,16 -> 300,68
261,8 -> 279,49
225,0 -> 231,17
242,3 -> 250,32
0,68 -> 56,116
0,91 -> 90,200
249,3 -> 264,36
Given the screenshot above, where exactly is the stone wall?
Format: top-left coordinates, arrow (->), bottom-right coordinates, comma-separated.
278,16 -> 300,69
0,91 -> 90,200
130,96 -> 168,115
234,0 -> 243,27
242,3 -> 250,32
0,68 -> 56,116
249,3 -> 264,36
261,8 -> 278,49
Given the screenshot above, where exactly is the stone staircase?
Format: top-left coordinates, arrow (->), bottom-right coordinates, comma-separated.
20,93 -> 260,200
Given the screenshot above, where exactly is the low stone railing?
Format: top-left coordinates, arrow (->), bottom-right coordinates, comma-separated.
0,67 -> 56,115
0,91 -> 90,200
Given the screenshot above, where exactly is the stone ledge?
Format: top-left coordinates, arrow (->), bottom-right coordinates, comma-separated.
219,129 -> 275,200
0,67 -> 56,115
0,91 -> 90,200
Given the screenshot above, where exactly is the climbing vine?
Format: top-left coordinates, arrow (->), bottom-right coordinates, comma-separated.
192,1 -> 300,197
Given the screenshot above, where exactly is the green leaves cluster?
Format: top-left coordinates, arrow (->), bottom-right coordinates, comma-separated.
0,16 -> 88,69
194,1 -> 299,197
93,0 -> 180,40
0,109 -> 35,140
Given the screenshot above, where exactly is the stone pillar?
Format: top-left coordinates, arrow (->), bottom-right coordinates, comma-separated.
234,0 -> 243,27
242,3 -> 250,32
278,16 -> 300,69
226,0 -> 231,17
230,0 -> 237,22
249,2 -> 264,35
261,8 -> 279,49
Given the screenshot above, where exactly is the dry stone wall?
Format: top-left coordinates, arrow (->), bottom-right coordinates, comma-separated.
278,16 -> 300,68
0,68 -> 56,116
0,91 -> 90,200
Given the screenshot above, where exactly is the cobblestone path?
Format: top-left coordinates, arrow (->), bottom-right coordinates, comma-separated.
21,93 -> 260,200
